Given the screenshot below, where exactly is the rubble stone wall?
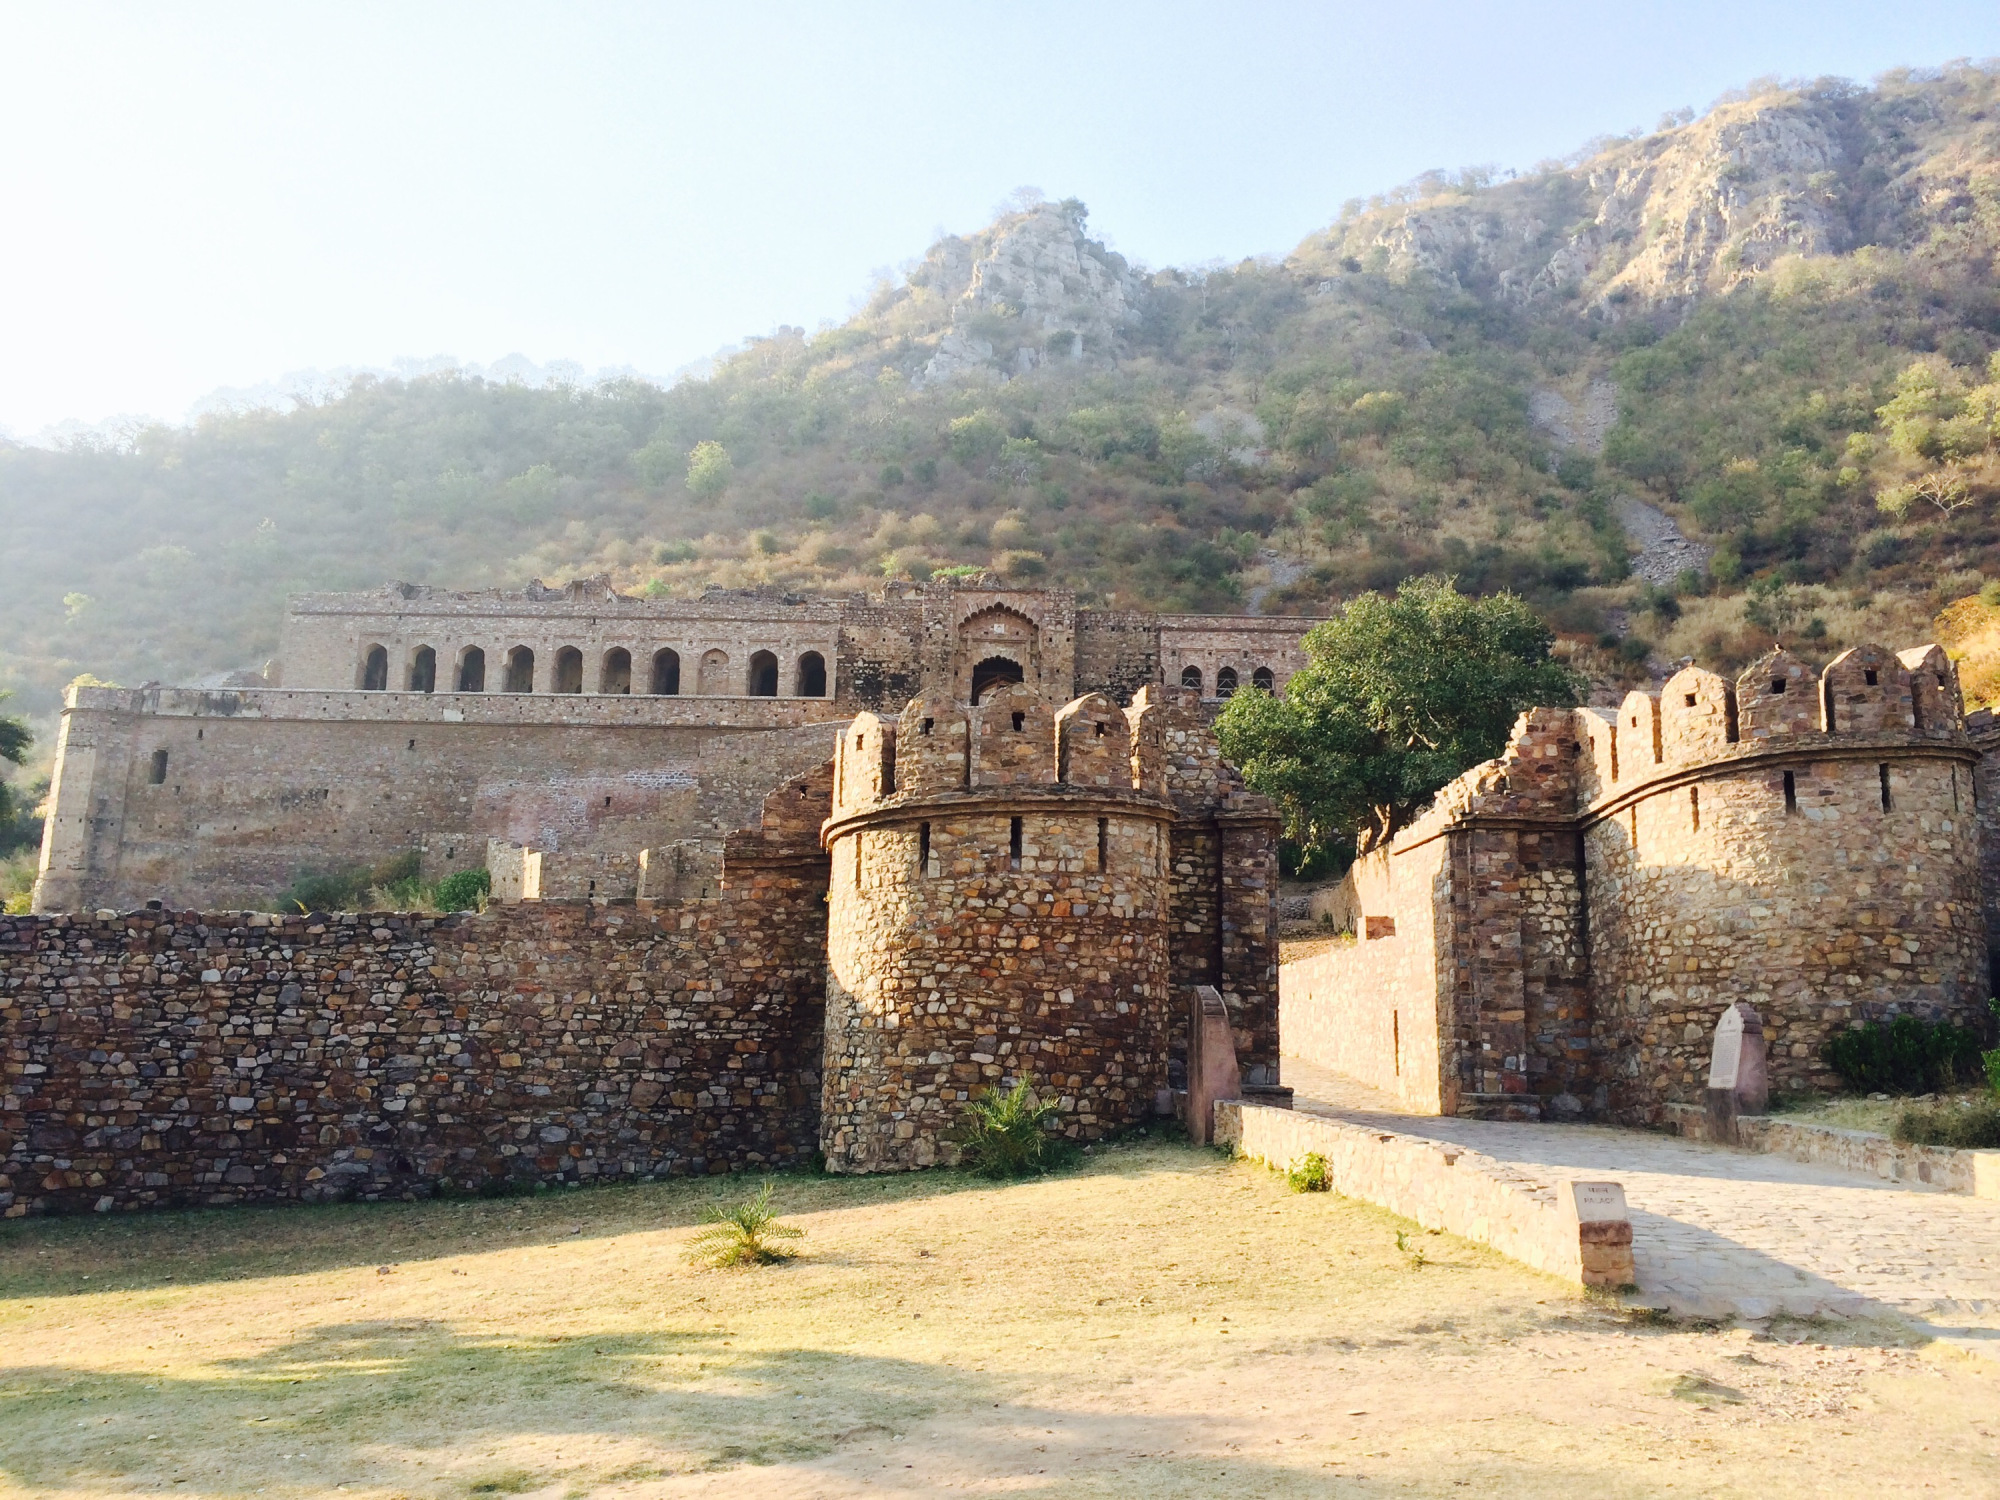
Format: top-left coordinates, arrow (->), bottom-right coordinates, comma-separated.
1283,646 -> 1991,1122
0,876 -> 829,1217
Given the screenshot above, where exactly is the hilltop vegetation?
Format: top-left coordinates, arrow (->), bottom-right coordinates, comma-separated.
5,63 -> 2000,713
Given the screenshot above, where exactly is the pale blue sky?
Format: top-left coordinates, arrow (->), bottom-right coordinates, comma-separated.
3,1 -> 1998,434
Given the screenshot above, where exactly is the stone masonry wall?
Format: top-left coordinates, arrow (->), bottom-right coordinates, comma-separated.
1587,749 -> 1986,1121
36,687 -> 845,913
0,870 -> 829,1216
821,800 -> 1174,1172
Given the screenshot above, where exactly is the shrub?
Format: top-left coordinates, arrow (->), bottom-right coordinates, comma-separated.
1891,1099 -> 2000,1149
951,1079 -> 1071,1179
1822,1014 -> 1987,1095
1286,1152 -> 1331,1192
683,1180 -> 804,1267
434,866 -> 491,912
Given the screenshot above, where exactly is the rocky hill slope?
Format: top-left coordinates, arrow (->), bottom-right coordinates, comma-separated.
4,63 -> 2000,719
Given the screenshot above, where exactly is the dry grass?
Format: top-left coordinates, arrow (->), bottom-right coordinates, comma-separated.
2,1135 -> 1995,1498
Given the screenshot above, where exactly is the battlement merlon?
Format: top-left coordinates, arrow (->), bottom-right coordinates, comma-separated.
1382,640 -> 1973,856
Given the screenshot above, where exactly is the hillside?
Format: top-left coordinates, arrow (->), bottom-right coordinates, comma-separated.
4,62 -> 2000,718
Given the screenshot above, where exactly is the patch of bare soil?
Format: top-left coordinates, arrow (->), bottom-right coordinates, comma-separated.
1,1138 -> 1992,1497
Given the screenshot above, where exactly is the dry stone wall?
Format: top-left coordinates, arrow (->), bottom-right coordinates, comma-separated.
0,877 -> 828,1216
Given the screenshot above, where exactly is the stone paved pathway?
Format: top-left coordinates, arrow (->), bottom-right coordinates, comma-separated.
1283,1058 -> 2000,1356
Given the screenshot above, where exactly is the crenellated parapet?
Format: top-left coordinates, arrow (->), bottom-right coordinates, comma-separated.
817,683 -> 1279,1173
1292,640 -> 1989,1127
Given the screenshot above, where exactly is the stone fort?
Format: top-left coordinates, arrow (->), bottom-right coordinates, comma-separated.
2,577 -> 1296,1213
1285,641 -> 2000,1125
31,575 -> 1310,914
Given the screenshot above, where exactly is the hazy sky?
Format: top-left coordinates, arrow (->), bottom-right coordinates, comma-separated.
4,2 -> 1999,435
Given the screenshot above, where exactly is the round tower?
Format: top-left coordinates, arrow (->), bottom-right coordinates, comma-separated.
820,682 -> 1177,1172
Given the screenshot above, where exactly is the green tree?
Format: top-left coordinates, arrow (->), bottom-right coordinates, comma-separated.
0,691 -> 31,846
684,440 -> 734,500
1215,576 -> 1580,861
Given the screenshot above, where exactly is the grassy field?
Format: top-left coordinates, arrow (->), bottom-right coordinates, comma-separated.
1,1132 -> 1995,1498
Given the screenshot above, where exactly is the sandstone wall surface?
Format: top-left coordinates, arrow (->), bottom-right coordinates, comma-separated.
35,688 -> 845,913
0,881 -> 828,1216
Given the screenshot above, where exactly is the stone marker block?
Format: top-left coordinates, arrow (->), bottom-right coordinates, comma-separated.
1561,1180 -> 1634,1288
1185,984 -> 1242,1146
1705,1000 -> 1768,1141
1973,1151 -> 2000,1201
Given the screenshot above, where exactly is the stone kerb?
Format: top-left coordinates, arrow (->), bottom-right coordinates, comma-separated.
1661,665 -> 1734,765
1056,692 -> 1131,787
1737,648 -> 1818,739
1821,644 -> 1913,734
896,694 -> 970,794
1214,1102 -> 1634,1288
970,682 -> 1057,787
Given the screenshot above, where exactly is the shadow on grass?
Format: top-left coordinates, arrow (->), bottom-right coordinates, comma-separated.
0,1128 -> 1212,1299
0,1313 -> 1359,1499
0,1319 -> 965,1494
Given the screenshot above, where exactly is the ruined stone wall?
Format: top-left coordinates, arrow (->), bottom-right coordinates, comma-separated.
282,582 -> 847,700
1284,645 -> 1990,1122
35,687 -> 845,913
1586,748 -> 1985,1121
1156,617 -> 1314,701
1073,612 -> 1161,708
0,876 -> 829,1216
821,797 -> 1174,1172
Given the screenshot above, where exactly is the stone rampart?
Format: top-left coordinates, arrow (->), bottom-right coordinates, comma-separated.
34,686 -> 845,914
0,882 -> 828,1217
1283,643 -> 1989,1123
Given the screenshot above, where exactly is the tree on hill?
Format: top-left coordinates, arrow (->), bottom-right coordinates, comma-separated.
0,691 -> 32,854
1215,576 -> 1580,869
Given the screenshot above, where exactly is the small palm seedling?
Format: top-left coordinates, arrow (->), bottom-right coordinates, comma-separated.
684,1179 -> 804,1268
952,1078 -> 1072,1179
1286,1151 -> 1331,1193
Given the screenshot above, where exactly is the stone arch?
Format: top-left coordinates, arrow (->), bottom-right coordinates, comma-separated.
1180,664 -> 1203,693
1821,644 -> 1910,733
796,651 -> 828,698
1252,665 -> 1275,694
455,646 -> 486,693
1737,649 -> 1817,740
600,647 -> 632,695
897,692 -> 970,794
504,645 -> 535,693
650,648 -> 681,696
1660,665 -> 1734,764
1056,692 -> 1132,787
1215,666 -> 1239,699
956,605 -> 1039,700
747,650 -> 780,697
553,646 -> 584,694
970,655 -> 1025,703
360,645 -> 389,691
696,648 -> 730,695
407,646 -> 437,694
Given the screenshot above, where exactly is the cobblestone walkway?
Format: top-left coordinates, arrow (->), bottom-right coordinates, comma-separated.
1283,1058 -> 2000,1356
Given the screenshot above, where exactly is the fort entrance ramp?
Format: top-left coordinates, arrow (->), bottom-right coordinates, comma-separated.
1275,1057 -> 2000,1362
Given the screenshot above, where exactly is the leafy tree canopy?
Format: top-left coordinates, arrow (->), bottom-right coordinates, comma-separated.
1215,576 -> 1580,864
